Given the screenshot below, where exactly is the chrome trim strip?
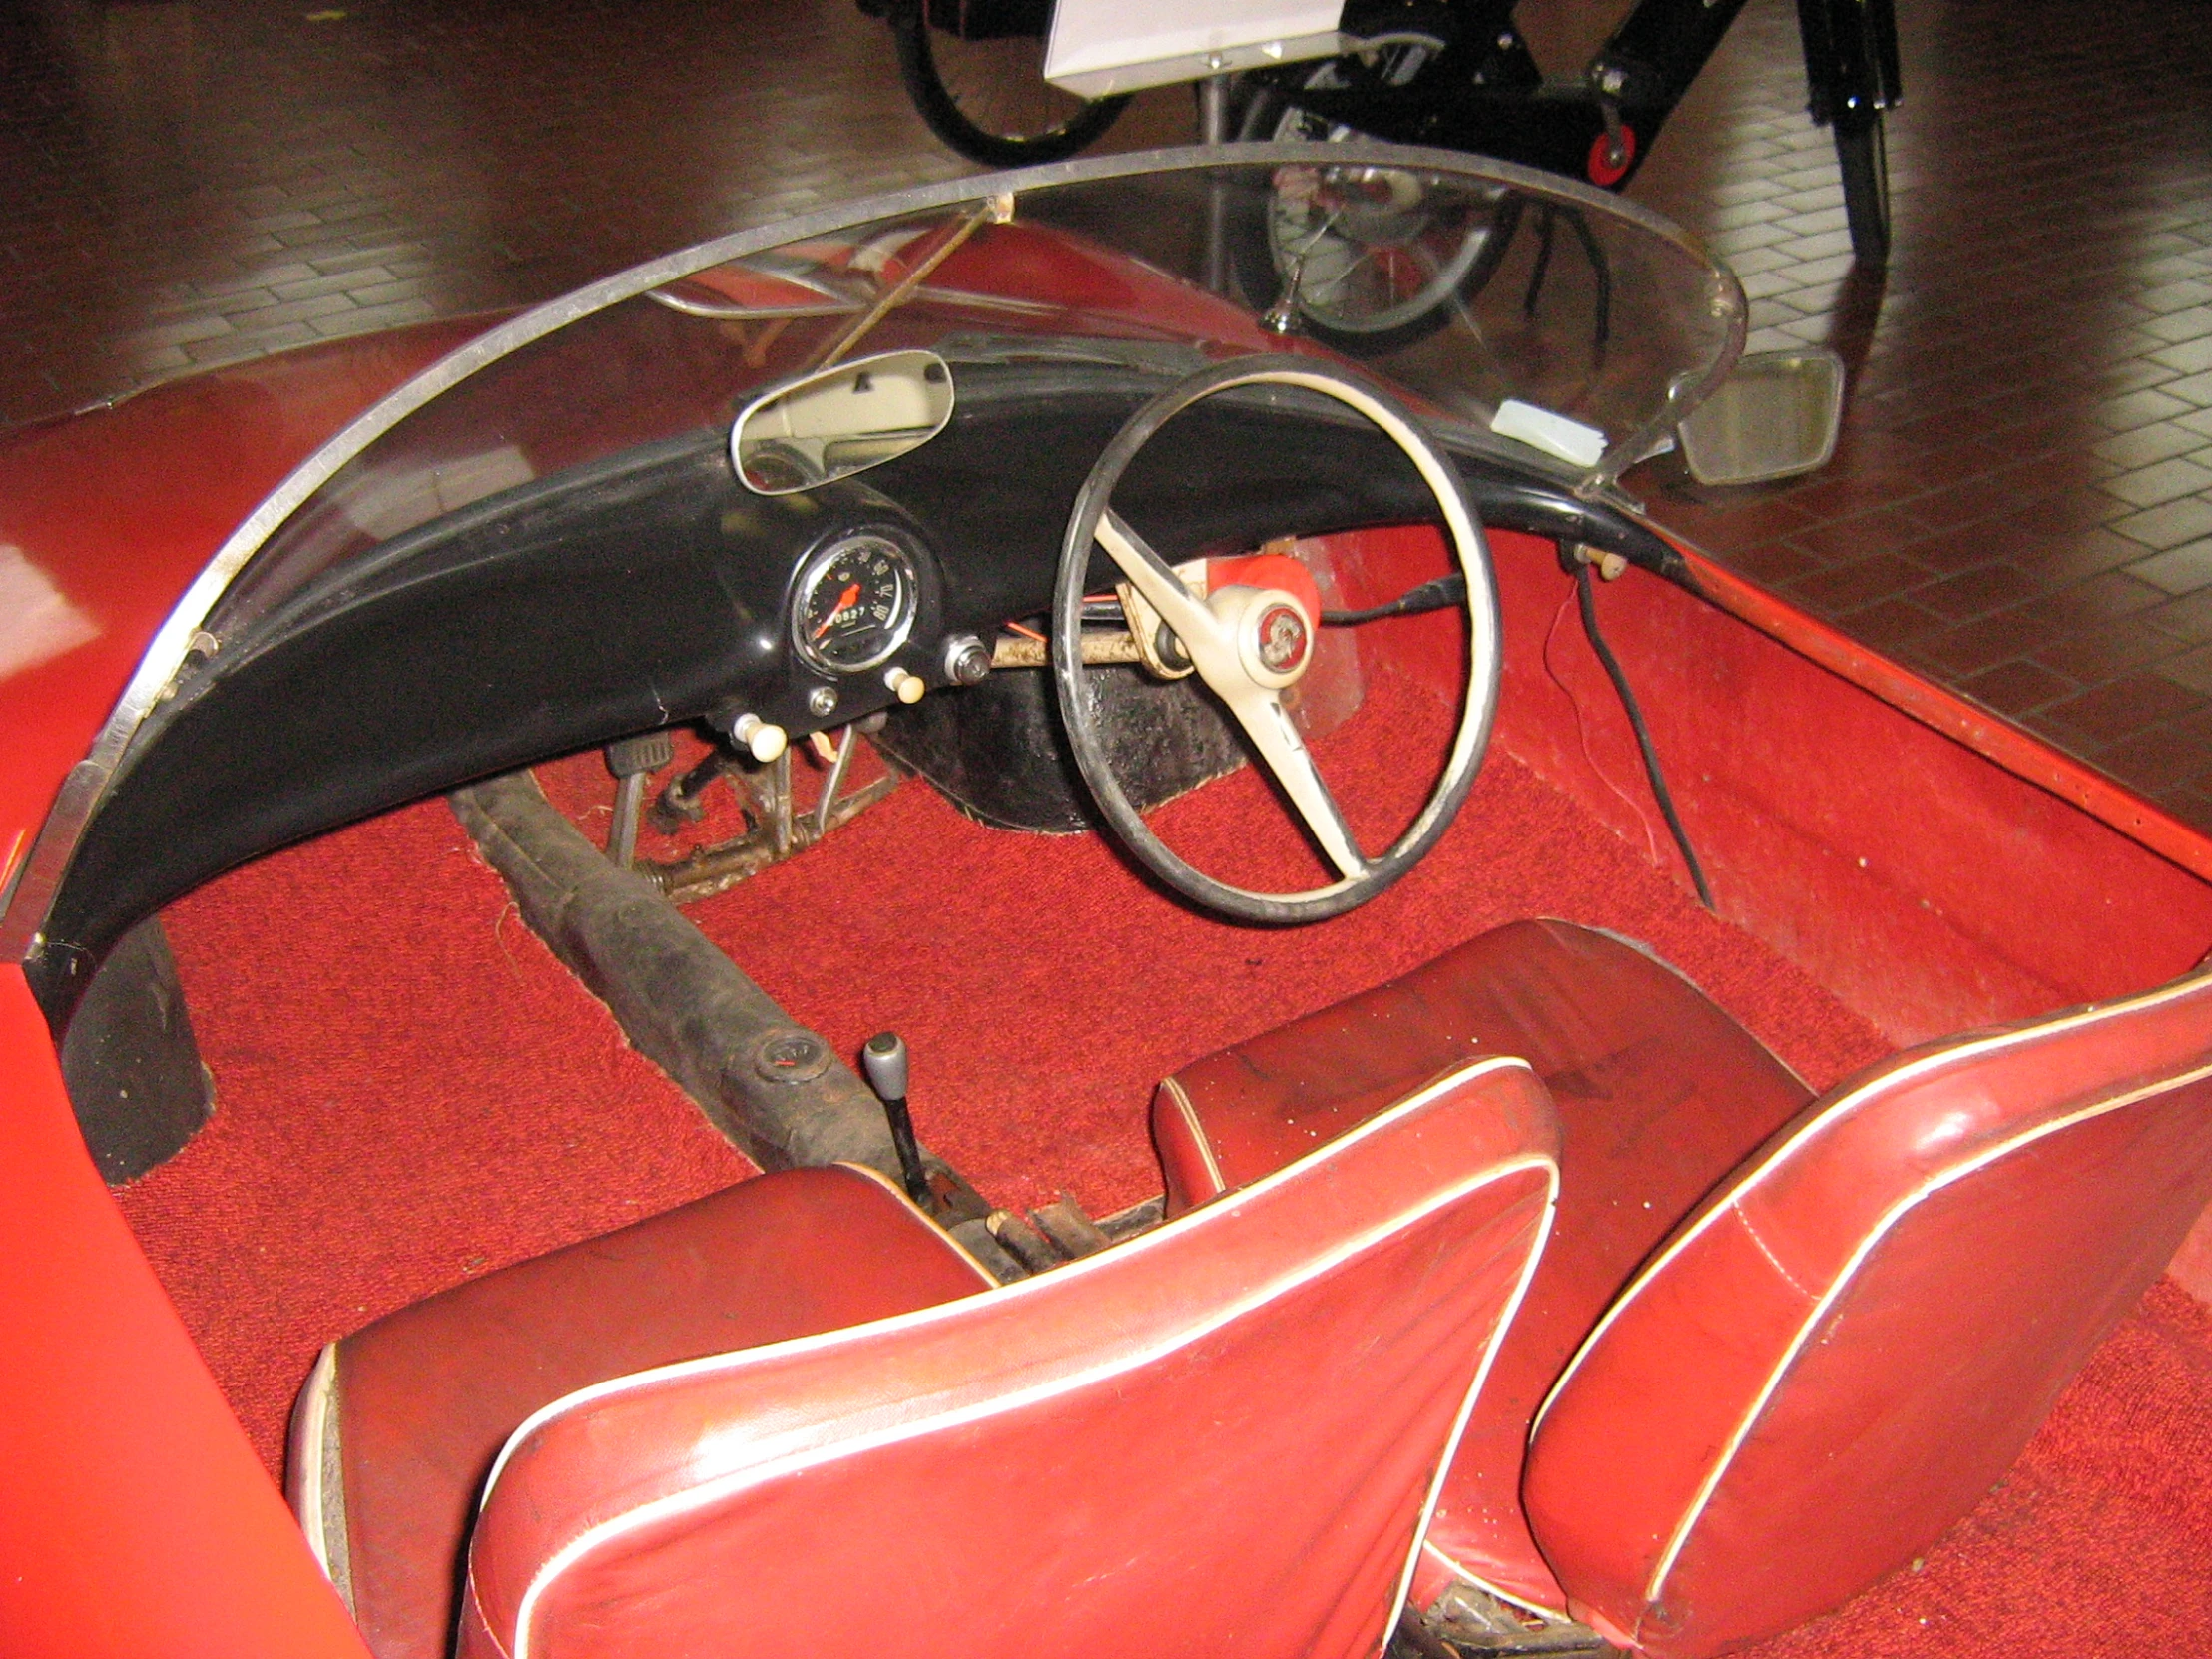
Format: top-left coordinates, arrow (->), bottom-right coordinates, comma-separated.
2,142 -> 1739,960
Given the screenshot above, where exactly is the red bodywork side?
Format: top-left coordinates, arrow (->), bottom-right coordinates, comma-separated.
1495,538 -> 2212,1036
0,965 -> 370,1659
0,325 -> 481,1659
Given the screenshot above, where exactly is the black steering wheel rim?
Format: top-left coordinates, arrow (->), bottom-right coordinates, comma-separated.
1052,353 -> 1502,924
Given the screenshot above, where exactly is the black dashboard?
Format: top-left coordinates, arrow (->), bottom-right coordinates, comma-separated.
34,354 -> 1681,1025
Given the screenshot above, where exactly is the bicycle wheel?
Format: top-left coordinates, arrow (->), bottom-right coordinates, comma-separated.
1230,77 -> 1518,356
890,4 -> 1129,167
1835,112 -> 1891,267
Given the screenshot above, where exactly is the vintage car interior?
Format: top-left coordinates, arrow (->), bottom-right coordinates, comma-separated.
10,150 -> 2212,1659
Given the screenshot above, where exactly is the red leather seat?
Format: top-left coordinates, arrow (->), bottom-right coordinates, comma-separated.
1152,919 -> 2212,1657
1155,918 -> 1816,1615
296,1057 -> 1560,1659
286,1165 -> 996,1659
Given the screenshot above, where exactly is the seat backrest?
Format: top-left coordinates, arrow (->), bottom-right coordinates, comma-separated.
1524,969 -> 2212,1659
458,1057 -> 1561,1659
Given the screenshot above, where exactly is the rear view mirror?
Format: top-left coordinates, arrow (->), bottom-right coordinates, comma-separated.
732,349 -> 955,495
1676,348 -> 1845,486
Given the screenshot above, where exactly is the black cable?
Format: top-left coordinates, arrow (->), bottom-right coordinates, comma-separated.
1321,573 -> 1467,625
1575,562 -> 1714,910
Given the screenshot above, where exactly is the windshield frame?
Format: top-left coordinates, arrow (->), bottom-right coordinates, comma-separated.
2,141 -> 1741,958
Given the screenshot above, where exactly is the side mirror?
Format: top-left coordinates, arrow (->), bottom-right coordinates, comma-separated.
1675,348 -> 1844,486
731,349 -> 955,496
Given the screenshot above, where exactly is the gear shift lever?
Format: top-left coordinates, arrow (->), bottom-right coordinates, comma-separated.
862,1031 -> 930,1206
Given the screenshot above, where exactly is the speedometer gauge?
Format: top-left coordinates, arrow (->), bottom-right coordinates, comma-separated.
791,532 -> 919,675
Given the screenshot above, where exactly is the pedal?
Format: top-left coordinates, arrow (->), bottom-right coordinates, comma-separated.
604,731 -> 676,867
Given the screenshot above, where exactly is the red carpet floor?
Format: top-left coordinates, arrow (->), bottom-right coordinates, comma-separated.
121,662 -> 2211,1659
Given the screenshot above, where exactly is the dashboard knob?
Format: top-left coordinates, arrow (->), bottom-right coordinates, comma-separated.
941,633 -> 992,686
730,712 -> 788,763
884,667 -> 926,705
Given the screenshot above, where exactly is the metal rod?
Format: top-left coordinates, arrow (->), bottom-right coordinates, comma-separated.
1198,74 -> 1234,292
769,748 -> 793,858
609,772 -> 645,867
813,725 -> 856,841
811,193 -> 1013,371
992,631 -> 1142,668
1197,72 -> 1233,144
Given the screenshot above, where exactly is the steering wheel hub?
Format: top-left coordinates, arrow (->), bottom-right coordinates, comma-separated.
1255,600 -> 1311,676
1213,586 -> 1317,689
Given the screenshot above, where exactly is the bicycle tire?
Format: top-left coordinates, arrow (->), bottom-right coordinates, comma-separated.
1227,82 -> 1516,357
1835,113 -> 1891,267
890,4 -> 1129,168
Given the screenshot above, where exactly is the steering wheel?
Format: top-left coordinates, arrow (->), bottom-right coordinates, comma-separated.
1052,355 -> 1501,924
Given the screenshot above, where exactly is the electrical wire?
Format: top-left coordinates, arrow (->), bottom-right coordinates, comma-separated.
1575,562 -> 1714,910
1321,573 -> 1467,625
1544,586 -> 1661,870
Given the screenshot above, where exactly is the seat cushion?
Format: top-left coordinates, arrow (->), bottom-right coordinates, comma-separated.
286,1164 -> 992,1659
1151,919 -> 1816,1612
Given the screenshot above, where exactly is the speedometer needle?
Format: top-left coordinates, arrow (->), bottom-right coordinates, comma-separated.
813,582 -> 862,639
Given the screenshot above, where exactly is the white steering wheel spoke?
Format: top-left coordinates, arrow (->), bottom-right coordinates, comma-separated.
1095,511 -> 1219,654
1099,510 -> 1363,876
1225,689 -> 1366,880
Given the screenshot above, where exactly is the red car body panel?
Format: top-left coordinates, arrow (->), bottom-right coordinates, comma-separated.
1,200 -> 2207,1654
0,964 -> 371,1659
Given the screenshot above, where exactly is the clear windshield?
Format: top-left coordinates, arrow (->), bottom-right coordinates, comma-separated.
206,145 -> 1743,640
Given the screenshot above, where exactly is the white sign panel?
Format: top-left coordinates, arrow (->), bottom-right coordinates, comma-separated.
1044,0 -> 1346,98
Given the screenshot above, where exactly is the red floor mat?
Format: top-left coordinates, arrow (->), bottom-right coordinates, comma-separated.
530,664 -> 1893,1219
118,799 -> 753,1474
120,672 -> 2209,1659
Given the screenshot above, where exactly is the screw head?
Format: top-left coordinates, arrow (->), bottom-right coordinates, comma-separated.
808,685 -> 837,717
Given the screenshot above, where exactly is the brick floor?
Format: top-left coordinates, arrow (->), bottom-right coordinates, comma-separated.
1626,0 -> 2212,833
4,0 -> 2211,830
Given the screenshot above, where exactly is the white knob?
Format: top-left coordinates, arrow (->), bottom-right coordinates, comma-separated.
885,667 -> 925,705
731,713 -> 787,763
